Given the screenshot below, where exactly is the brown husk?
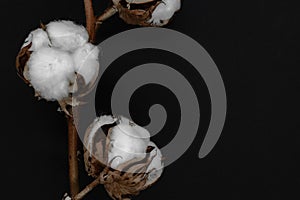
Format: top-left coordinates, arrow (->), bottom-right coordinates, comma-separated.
16,43 -> 32,84
114,0 -> 162,26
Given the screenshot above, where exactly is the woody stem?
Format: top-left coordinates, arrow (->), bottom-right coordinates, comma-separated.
67,109 -> 80,197
73,176 -> 102,200
84,0 -> 96,42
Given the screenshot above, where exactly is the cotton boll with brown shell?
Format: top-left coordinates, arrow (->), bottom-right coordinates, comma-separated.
27,47 -> 76,101
72,43 -> 100,86
83,115 -> 165,199
16,20 -> 99,116
84,115 -> 151,170
46,20 -> 89,52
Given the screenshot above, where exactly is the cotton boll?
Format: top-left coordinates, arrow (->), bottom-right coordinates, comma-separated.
46,20 -> 89,52
149,0 -> 181,26
21,28 -> 50,51
72,43 -> 100,85
27,47 -> 75,101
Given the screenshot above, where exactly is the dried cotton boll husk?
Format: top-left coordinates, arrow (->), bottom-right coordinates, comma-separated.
72,43 -> 100,85
46,20 -> 89,52
112,0 -> 161,26
149,0 -> 181,26
144,141 -> 164,187
21,28 -> 50,51
27,47 -> 75,101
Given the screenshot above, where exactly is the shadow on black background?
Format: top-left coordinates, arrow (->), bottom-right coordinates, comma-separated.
1,0 -> 299,199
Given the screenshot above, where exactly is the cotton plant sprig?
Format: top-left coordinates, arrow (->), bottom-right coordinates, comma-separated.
16,0 -> 181,199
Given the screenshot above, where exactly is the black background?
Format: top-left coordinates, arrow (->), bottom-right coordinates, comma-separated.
2,0 -> 300,199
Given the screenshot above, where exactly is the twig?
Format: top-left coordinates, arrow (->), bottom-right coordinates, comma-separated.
67,110 -> 80,197
84,0 -> 96,42
74,176 -> 102,200
95,6 -> 118,31
84,0 -> 118,43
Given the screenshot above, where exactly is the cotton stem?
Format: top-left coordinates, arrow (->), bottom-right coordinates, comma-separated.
84,0 -> 96,42
67,110 -> 80,197
74,176 -> 102,200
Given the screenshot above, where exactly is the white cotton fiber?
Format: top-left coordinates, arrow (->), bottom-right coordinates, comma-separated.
106,116 -> 150,169
46,20 -> 89,52
110,116 -> 150,154
72,43 -> 100,85
21,28 -> 50,51
27,47 -> 75,101
149,0 -> 181,26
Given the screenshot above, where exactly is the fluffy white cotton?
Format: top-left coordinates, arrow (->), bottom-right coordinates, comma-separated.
149,0 -> 181,26
22,28 -> 50,51
46,20 -> 89,52
145,141 -> 164,186
27,47 -> 75,101
110,116 -> 150,154
72,43 -> 100,85
84,115 -> 153,170
105,116 -> 150,169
